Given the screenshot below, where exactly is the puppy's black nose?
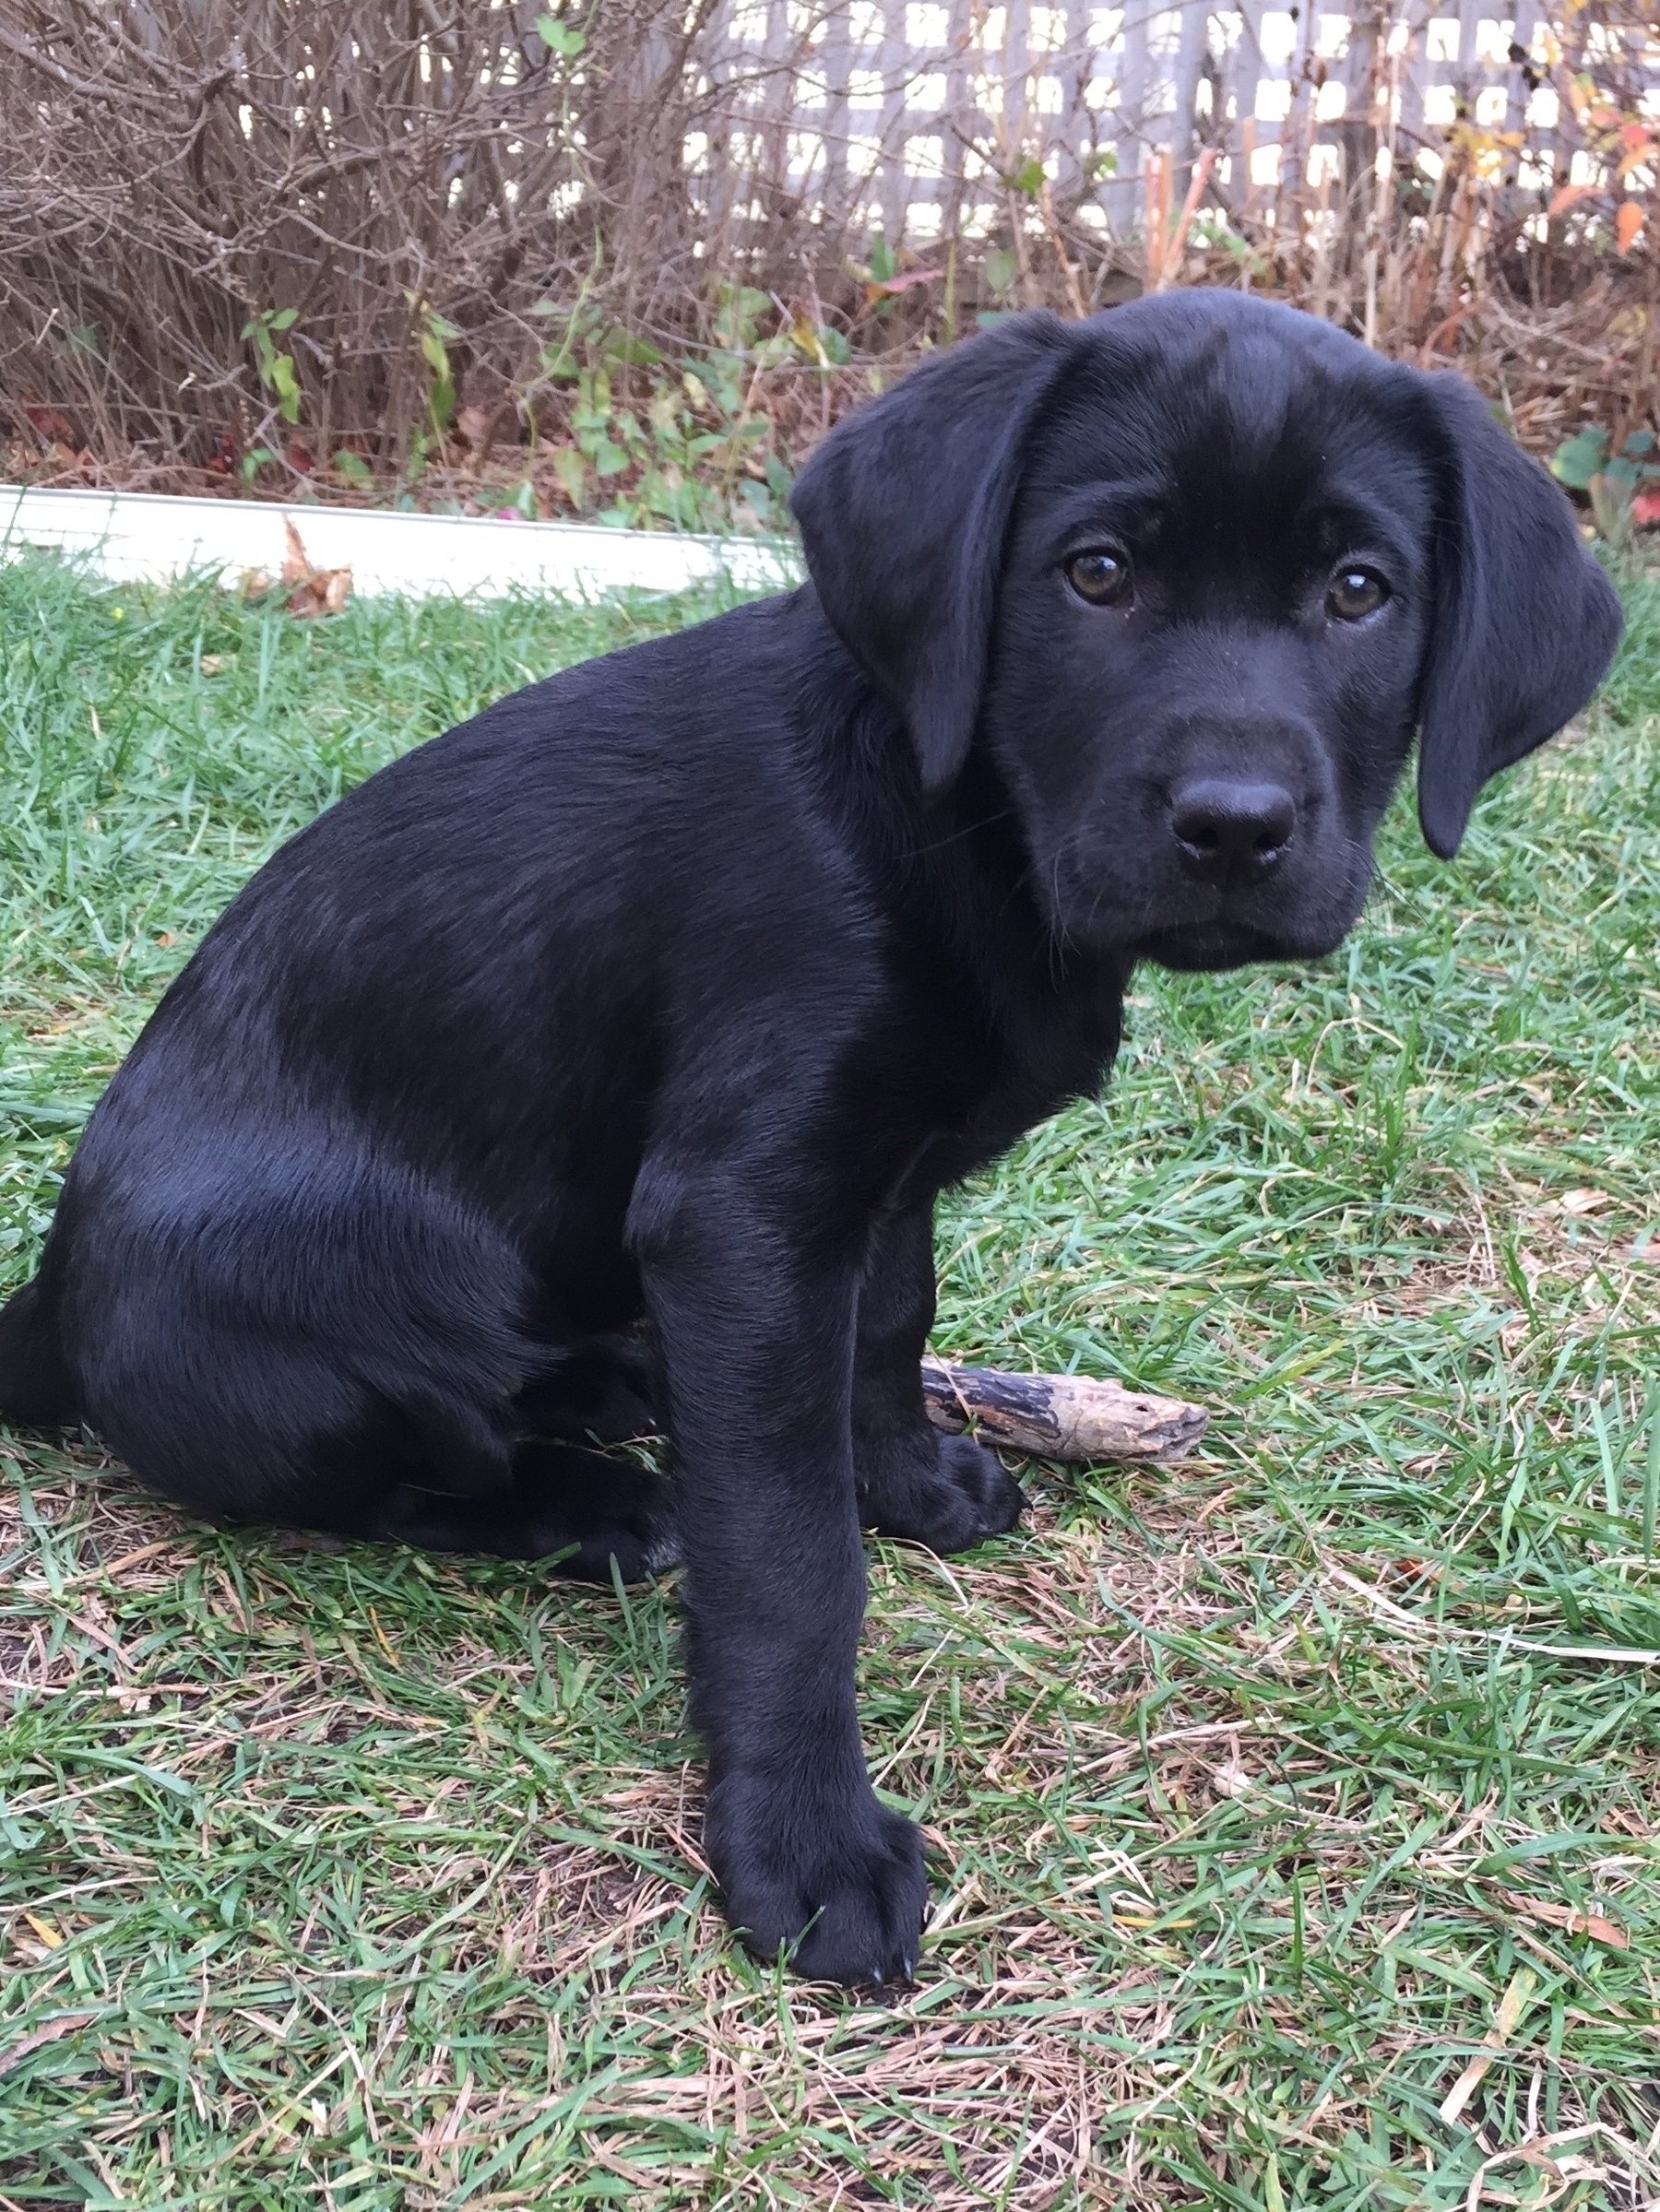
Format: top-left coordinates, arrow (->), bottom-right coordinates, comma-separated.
1169,778 -> 1297,889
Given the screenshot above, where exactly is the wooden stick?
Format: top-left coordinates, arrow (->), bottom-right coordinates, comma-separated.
920,1358 -> 1207,1466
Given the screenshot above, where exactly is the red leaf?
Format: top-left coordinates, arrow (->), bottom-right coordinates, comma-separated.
22,404 -> 75,442
865,267 -> 943,297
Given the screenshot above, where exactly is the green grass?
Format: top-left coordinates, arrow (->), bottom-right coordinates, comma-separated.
1,552 -> 1656,2211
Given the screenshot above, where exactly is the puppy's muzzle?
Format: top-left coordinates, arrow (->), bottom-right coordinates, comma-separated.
1169,776 -> 1296,892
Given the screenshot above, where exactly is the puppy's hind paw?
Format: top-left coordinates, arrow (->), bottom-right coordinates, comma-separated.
515,1445 -> 680,1585
382,1441 -> 679,1577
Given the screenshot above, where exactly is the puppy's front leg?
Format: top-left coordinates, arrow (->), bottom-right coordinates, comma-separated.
637,1177 -> 927,1986
853,1201 -> 1026,1552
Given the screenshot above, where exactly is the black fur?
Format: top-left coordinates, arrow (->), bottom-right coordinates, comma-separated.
0,293 -> 1620,1985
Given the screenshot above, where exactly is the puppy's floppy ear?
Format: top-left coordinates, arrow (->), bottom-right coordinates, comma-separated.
1415,372 -> 1623,859
789,311 -> 1079,791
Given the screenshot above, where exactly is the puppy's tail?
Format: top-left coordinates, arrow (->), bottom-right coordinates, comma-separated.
0,1275 -> 79,1429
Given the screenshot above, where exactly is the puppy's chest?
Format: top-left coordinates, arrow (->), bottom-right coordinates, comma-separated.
965,1051 -> 1112,1170
903,983 -> 1123,1191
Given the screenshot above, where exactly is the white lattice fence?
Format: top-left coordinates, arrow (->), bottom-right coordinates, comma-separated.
684,2 -> 1660,245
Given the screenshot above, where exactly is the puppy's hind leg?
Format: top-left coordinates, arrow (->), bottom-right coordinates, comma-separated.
510,1334 -> 659,1444
61,1151 -> 674,1578
98,1366 -> 676,1584
0,1274 -> 80,1429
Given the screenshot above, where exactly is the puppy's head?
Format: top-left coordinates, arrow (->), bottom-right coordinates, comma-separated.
791,293 -> 1621,970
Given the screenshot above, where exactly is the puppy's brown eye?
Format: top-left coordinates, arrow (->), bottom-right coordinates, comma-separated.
1327,567 -> 1388,621
1065,550 -> 1131,607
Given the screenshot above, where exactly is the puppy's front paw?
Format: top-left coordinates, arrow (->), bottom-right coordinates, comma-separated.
707,1773 -> 927,1988
859,1429 -> 1026,1554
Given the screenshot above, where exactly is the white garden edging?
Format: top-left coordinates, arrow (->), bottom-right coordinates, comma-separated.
0,484 -> 801,601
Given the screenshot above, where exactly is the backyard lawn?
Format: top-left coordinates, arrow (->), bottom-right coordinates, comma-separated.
0,551 -> 1656,2210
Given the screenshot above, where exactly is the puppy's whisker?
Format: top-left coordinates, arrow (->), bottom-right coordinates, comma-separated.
908,805 -> 1016,860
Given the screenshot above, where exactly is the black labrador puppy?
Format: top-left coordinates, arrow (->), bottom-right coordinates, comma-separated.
0,292 -> 1619,1984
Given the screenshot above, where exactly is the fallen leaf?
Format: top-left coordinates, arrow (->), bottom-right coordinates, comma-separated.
1500,1890 -> 1629,1948
288,566 -> 352,619
199,655 -> 228,675
23,404 -> 77,443
22,1912 -> 63,1949
280,515 -> 312,586
0,2012 -> 97,2078
278,520 -> 352,618
1559,1189 -> 1611,1215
